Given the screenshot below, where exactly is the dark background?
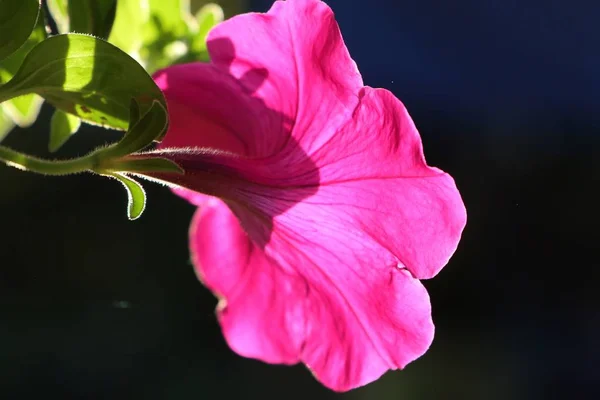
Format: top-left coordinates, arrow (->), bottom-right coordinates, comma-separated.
1,0 -> 598,399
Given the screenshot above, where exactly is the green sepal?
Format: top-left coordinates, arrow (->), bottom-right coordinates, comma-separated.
100,99 -> 168,159
102,156 -> 183,174
108,172 -> 146,220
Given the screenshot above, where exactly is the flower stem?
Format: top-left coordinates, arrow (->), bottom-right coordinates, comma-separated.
0,145 -> 97,175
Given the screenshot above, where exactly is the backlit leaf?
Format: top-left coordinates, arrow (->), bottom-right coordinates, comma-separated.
0,0 -> 40,62
0,5 -> 47,129
0,34 -> 166,131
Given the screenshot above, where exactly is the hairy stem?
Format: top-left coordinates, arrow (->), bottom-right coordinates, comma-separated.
0,145 -> 97,175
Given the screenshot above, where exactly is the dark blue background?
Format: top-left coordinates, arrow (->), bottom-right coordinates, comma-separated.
254,0 -> 600,115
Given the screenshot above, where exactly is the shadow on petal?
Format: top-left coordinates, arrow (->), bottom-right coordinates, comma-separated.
147,37 -> 321,248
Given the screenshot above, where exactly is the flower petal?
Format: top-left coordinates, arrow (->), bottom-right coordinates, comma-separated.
302,87 -> 467,279
153,63 -> 285,156
206,0 -> 363,156
148,0 -> 466,392
190,198 -> 305,363
190,198 -> 434,391
160,87 -> 466,279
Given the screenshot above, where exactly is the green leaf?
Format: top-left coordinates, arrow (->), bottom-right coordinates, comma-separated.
68,0 -> 118,39
0,34 -> 166,131
0,6 -> 47,84
191,3 -> 223,54
46,0 -> 69,33
47,0 -> 118,38
0,0 -> 40,62
1,94 -> 43,127
108,0 -> 149,58
49,109 -> 81,152
111,172 -> 146,220
0,108 -> 15,143
0,6 -> 47,128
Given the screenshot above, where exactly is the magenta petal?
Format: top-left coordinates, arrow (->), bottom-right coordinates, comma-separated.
190,198 -> 305,364
205,0 -> 363,157
308,87 -> 467,279
147,0 -> 467,392
153,64 -> 282,156
155,0 -> 362,159
190,198 -> 435,391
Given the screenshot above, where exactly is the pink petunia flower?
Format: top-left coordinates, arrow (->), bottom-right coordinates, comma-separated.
141,0 -> 466,391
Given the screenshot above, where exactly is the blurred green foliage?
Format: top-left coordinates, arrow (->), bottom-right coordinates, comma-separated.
1,0 -> 226,146
49,109 -> 81,152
